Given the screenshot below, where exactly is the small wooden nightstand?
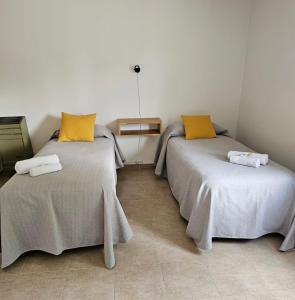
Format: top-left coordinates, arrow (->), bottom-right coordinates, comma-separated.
0,116 -> 34,173
117,118 -> 162,136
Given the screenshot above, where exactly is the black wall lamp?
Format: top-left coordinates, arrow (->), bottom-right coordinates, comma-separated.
133,65 -> 141,73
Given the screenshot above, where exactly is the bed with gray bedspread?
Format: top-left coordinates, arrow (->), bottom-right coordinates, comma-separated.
155,122 -> 295,251
0,125 -> 133,269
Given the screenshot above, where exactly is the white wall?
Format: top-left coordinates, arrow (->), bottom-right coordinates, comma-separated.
237,0 -> 295,171
0,0 -> 251,163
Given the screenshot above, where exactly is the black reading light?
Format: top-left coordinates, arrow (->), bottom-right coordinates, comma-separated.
134,65 -> 141,73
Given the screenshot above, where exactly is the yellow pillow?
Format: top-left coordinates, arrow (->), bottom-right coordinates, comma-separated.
182,115 -> 216,140
58,112 -> 96,142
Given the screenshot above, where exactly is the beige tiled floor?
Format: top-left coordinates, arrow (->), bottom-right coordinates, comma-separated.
0,167 -> 295,300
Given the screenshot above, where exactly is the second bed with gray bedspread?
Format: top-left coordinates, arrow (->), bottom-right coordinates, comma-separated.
155,122 -> 295,251
0,125 -> 133,269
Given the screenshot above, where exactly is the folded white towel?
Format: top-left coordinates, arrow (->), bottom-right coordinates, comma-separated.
227,151 -> 268,166
29,163 -> 62,177
15,155 -> 60,174
230,155 -> 261,168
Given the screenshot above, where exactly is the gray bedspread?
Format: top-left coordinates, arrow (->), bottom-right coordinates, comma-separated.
155,121 -> 228,177
51,124 -> 125,169
155,123 -> 295,251
1,131 -> 133,269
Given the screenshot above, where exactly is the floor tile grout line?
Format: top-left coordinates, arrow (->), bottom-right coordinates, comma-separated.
59,285 -> 65,300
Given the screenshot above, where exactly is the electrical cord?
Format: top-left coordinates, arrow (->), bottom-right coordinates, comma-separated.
136,72 -> 142,165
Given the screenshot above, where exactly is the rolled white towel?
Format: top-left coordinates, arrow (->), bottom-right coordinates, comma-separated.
15,155 -> 60,174
230,155 -> 261,168
227,151 -> 268,166
29,163 -> 62,177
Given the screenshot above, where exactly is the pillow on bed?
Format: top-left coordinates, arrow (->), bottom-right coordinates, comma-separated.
182,115 -> 216,140
58,112 -> 96,142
